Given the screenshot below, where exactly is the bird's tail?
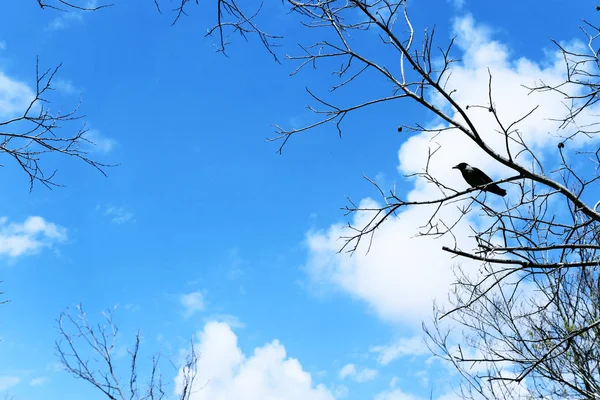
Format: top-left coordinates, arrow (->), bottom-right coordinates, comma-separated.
487,185 -> 507,197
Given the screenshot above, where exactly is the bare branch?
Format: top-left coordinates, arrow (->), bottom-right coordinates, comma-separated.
56,304 -> 199,400
0,58 -> 112,190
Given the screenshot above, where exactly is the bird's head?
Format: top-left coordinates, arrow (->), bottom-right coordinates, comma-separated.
453,162 -> 469,171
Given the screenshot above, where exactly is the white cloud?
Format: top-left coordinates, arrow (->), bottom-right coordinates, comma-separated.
0,216 -> 67,258
85,129 -> 116,154
122,303 -> 141,312
338,363 -> 356,380
46,362 -> 63,372
374,389 -> 422,400
338,363 -> 377,383
180,291 -> 205,317
305,201 -> 466,325
30,376 -> 49,386
53,78 -> 78,95
0,375 -> 20,391
98,205 -> 134,224
47,14 -> 81,31
333,384 -> 349,398
225,247 -> 244,280
304,14 -> 589,328
447,0 -> 464,8
46,0 -> 98,31
353,367 -> 377,383
435,393 -> 462,400
389,376 -> 398,388
0,72 -> 34,118
370,336 -> 428,365
375,389 -> 460,400
202,313 -> 245,329
174,322 -> 335,400
414,370 -> 429,387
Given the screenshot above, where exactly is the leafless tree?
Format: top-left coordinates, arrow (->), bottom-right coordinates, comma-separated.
35,0 -> 281,60
416,15 -> 600,398
1,58 -> 109,190
56,304 -> 199,400
35,0 -> 600,397
36,0 -> 112,11
263,1 -> 600,398
151,0 -> 600,397
424,262 -> 600,399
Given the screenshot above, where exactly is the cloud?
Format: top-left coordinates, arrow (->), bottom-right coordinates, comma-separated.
370,336 -> 428,366
333,384 -> 349,398
447,0 -> 464,9
375,389 -> 461,400
30,376 -> 49,386
98,205 -> 134,224
0,375 -> 20,391
122,303 -> 141,312
180,291 -> 205,317
0,216 -> 67,258
338,363 -> 356,379
305,200 -> 466,325
435,394 -> 462,400
46,0 -> 98,31
85,129 -> 117,154
225,247 -> 244,280
47,13 -> 82,31
174,322 -> 335,400
374,389 -> 422,400
354,368 -> 377,383
413,370 -> 429,387
53,78 -> 78,95
304,15 -> 585,328
338,363 -> 377,383
46,362 -> 63,372
0,72 -> 35,118
202,313 -> 245,329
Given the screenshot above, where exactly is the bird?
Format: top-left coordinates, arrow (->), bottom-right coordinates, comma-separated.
453,162 -> 506,197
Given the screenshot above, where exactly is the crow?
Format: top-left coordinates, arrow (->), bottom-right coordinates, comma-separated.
453,162 -> 507,197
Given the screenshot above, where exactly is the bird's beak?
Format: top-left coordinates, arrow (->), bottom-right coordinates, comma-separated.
452,165 -> 459,169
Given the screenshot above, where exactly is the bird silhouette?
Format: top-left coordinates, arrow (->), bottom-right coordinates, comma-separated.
453,162 -> 506,197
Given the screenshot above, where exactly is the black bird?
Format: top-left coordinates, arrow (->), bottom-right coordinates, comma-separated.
453,162 -> 506,197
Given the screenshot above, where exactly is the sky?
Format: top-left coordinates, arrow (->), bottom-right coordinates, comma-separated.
0,1 -> 596,399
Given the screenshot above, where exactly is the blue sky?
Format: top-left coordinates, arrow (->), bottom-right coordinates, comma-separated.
0,1 -> 596,399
